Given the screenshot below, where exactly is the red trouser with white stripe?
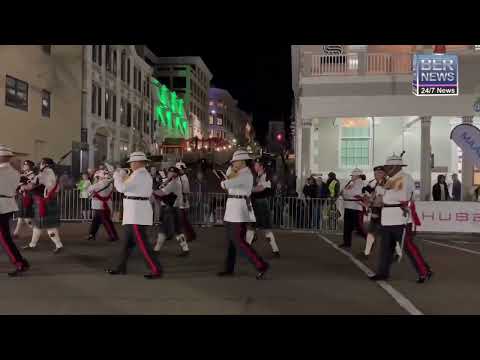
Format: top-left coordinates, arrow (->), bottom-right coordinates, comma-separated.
404,224 -> 431,277
112,224 -> 162,275
0,213 -> 28,270
223,222 -> 268,273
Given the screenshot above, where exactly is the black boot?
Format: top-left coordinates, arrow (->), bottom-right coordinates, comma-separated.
256,264 -> 270,280
8,261 -> 30,277
105,268 -> 127,275
369,274 -> 388,281
217,271 -> 234,277
144,273 -> 163,280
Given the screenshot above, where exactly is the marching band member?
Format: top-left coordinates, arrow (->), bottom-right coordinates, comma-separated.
106,152 -> 162,279
22,158 -> 64,254
246,158 -> 280,257
176,162 -> 196,242
152,166 -> 190,256
217,150 -> 270,279
358,166 -> 402,260
369,154 -> 433,283
86,166 -> 119,242
13,160 -> 36,238
0,145 -> 30,277
339,168 -> 366,249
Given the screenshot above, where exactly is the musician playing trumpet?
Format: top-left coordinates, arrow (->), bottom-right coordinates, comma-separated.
357,166 -> 402,260
86,165 -> 119,242
152,166 -> 189,257
217,150 -> 270,279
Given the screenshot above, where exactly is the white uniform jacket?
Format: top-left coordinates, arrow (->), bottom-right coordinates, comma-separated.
156,177 -> 184,208
221,167 -> 256,223
88,179 -> 114,211
36,167 -> 58,197
114,167 -> 153,226
178,174 -> 190,209
381,171 -> 415,226
0,163 -> 20,214
342,178 -> 364,211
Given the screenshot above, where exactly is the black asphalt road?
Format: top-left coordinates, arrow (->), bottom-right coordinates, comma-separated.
0,223 -> 478,314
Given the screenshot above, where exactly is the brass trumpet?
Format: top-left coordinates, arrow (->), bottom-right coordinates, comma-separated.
114,167 -> 132,176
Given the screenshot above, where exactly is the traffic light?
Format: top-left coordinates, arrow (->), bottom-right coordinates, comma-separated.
276,132 -> 284,142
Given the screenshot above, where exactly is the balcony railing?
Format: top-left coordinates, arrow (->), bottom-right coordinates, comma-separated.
307,53 -> 412,76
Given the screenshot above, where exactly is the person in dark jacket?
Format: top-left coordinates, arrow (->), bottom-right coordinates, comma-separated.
432,175 -> 450,201
302,176 -> 318,199
302,176 -> 319,228
451,173 -> 462,201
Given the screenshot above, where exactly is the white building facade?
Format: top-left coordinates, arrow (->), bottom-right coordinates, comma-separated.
292,45 -> 480,200
83,45 -> 155,167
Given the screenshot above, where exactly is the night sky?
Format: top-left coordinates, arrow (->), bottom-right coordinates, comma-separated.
147,45 -> 292,144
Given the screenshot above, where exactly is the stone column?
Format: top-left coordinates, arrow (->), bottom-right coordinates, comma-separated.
106,135 -> 112,162
462,116 -> 475,200
420,116 -> 432,201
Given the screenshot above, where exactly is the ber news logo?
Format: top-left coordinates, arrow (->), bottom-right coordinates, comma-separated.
412,54 -> 459,96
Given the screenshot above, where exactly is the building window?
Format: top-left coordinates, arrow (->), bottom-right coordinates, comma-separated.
127,59 -> 131,85
138,70 -> 142,92
98,45 -> 102,66
126,102 -> 132,127
340,118 -> 371,168
97,87 -> 102,116
112,50 -> 117,75
112,95 -> 117,122
42,45 -> 51,55
158,77 -> 170,87
209,115 -> 214,125
120,98 -> 126,125
173,76 -> 186,89
5,75 -> 28,111
132,106 -> 138,129
41,90 -> 50,117
121,50 -> 126,81
91,83 -> 97,114
217,114 -> 223,126
106,45 -> 112,72
144,112 -> 149,134
105,90 -> 111,120
209,100 -> 214,106
133,67 -> 137,90
137,108 -> 142,132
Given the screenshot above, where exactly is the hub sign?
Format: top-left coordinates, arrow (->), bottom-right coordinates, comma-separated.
412,54 -> 458,96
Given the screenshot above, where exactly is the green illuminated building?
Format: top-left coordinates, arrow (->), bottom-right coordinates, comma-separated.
151,78 -> 189,140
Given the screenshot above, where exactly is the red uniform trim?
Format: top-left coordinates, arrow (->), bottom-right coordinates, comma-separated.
0,223 -> 21,268
133,225 -> 160,275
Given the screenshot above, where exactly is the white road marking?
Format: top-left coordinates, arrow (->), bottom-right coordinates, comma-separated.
318,234 -> 423,316
423,240 -> 480,255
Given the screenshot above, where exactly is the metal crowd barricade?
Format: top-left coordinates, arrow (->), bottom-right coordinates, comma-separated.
15,190 -> 340,233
